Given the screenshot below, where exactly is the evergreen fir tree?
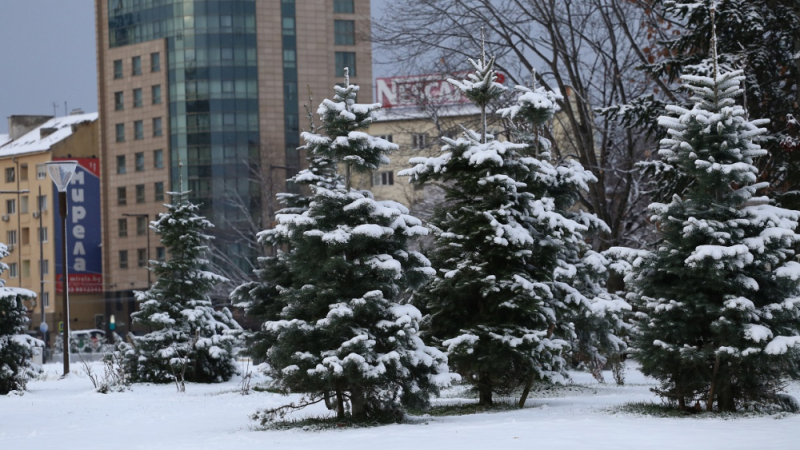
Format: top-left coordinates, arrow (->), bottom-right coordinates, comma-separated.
233,90 -> 344,363
401,53 -> 604,405
643,0 -> 800,208
0,243 -> 41,394
500,81 -> 631,384
122,191 -> 241,384
249,71 -> 453,422
623,30 -> 800,410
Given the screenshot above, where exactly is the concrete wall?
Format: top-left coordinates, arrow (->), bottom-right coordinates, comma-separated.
7,115 -> 53,140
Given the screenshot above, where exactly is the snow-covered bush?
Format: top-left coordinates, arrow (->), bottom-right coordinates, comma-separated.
0,242 -> 41,394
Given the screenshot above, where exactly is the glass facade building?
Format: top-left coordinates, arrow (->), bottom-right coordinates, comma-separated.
107,0 -> 261,228
97,0 -> 372,317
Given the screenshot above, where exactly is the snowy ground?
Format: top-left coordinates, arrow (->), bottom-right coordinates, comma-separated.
2,362 -> 798,450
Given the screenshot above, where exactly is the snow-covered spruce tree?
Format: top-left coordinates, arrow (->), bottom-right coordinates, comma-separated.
251,71 -> 453,423
499,82 -> 631,385
0,243 -> 41,394
233,92 -> 345,363
401,55 -> 589,406
623,45 -> 800,411
122,191 -> 241,384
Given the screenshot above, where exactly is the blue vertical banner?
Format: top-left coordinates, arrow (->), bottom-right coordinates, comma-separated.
54,158 -> 103,294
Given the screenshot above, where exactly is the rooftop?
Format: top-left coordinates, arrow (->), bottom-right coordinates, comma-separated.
373,104 -> 480,123
0,113 -> 98,158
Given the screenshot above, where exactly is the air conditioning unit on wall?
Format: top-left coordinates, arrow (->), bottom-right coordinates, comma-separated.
32,211 -> 40,219
1,215 -> 9,222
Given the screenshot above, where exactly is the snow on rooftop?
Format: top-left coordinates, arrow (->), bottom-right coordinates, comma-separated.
373,104 -> 480,123
0,112 -> 98,158
0,134 -> 11,149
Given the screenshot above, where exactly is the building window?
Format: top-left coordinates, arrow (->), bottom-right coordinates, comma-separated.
6,199 -> 15,215
412,133 -> 428,149
223,113 -> 235,126
20,196 -> 28,214
220,15 -> 233,28
136,216 -> 147,235
117,187 -> 127,206
114,59 -> 123,79
40,259 -> 49,275
153,118 -> 163,137
221,47 -> 233,60
222,80 -> 234,93
373,171 -> 394,186
153,149 -> 164,169
8,263 -> 17,278
283,49 -> 296,68
116,155 -> 126,174
115,91 -> 124,110
116,123 -> 125,142
6,230 -> 16,246
282,17 -> 295,36
20,165 -> 27,181
378,134 -> 393,143
22,260 -> 30,278
137,248 -> 147,267
118,218 -> 128,237
133,88 -> 143,108
132,56 -> 142,76
152,85 -> 161,105
154,182 -> 164,201
21,228 -> 29,245
334,20 -> 355,45
151,52 -> 160,72
156,246 -> 166,262
5,167 -> 15,183
36,164 -> 46,179
334,0 -> 354,13
39,227 -> 48,243
119,250 -> 128,269
37,195 -> 47,211
134,120 -> 144,140
42,292 -> 49,307
136,184 -> 145,204
135,152 -> 145,172
335,52 -> 356,77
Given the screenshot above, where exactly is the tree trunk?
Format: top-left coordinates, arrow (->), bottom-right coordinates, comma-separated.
350,386 -> 366,420
478,372 -> 493,406
676,382 -> 686,411
518,377 -> 533,408
707,354 -> 721,412
336,389 -> 345,419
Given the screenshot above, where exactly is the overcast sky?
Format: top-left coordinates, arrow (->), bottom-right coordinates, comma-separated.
0,1 -> 394,134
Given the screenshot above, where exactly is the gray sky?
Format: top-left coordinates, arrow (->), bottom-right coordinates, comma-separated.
0,0 -> 392,134
0,0 -> 97,133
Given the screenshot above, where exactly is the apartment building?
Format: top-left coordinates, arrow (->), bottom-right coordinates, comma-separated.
0,114 -> 104,343
95,0 -> 372,316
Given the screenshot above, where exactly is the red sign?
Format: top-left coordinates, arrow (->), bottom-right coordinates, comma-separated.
376,73 -> 470,108
376,72 -> 506,109
56,274 -> 103,294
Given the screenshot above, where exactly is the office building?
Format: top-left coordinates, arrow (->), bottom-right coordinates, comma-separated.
0,113 -> 104,343
94,0 -> 372,319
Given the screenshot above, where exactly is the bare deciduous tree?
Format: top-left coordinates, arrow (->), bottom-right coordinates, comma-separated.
375,0 -> 662,248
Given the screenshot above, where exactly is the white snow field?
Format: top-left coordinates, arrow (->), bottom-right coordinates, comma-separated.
2,362 -> 797,450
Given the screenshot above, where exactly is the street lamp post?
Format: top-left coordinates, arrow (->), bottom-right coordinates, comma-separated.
46,161 -> 78,376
